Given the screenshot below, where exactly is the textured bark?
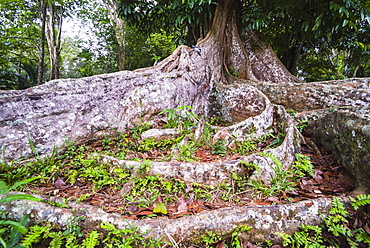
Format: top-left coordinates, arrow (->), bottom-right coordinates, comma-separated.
248,77 -> 370,111
0,46 -> 210,160
296,107 -> 370,193
0,193 -> 352,244
37,0 -> 46,85
45,2 -> 62,80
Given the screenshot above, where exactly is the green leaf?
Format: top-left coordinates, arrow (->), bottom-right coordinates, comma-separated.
342,19 -> 349,27
0,194 -> 40,204
9,176 -> 42,191
0,181 -> 10,195
0,220 -> 28,234
153,201 -> 167,214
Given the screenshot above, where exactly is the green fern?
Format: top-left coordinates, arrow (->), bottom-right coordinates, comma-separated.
82,231 -> 100,248
354,228 -> 370,244
48,231 -> 64,248
65,235 -> 78,248
20,225 -> 50,248
351,194 -> 370,210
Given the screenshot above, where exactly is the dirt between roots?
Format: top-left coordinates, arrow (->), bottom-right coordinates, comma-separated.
25,131 -> 355,220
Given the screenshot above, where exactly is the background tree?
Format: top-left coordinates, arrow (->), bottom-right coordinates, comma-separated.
102,0 -> 126,70
0,0 -> 40,89
242,0 -> 370,79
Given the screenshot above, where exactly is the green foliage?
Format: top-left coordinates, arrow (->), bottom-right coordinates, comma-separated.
292,154 -> 314,177
201,230 -> 222,246
350,194 -> 370,210
123,172 -> 187,206
174,141 -> 199,162
230,225 -> 252,248
0,179 -> 41,248
277,195 -> 370,247
100,222 -> 169,247
211,139 -> 228,156
14,222 -> 168,247
233,139 -> 258,155
118,0 -> 215,45
0,0 -> 41,90
159,105 -> 199,129
21,225 -> 51,248
81,231 -> 99,248
248,153 -> 312,197
242,0 -> 370,79
200,225 -> 251,247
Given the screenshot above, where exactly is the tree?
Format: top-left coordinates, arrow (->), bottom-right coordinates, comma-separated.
118,0 -> 369,78
102,0 -> 126,70
1,0 -> 369,242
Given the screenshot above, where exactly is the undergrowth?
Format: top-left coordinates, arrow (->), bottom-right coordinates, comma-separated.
276,196 -> 370,247
0,106 -> 366,247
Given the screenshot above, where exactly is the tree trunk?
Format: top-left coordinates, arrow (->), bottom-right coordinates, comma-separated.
37,0 -> 46,85
103,0 -> 126,71
45,2 -> 62,80
280,46 -> 301,75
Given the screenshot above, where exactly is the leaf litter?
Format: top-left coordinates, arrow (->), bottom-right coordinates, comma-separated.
25,130 -> 355,221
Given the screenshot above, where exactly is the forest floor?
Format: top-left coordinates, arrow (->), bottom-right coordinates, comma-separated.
25,127 -> 355,220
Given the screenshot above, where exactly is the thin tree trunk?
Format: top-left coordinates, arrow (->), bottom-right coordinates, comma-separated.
45,2 -> 62,80
37,0 -> 46,85
103,0 -> 126,71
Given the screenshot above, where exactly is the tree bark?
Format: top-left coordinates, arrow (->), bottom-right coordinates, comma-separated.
103,0 -> 126,71
37,0 -> 46,85
45,2 -> 62,80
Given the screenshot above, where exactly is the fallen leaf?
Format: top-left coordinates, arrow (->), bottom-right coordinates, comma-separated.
364,225 -> 370,235
176,194 -> 188,213
153,201 -> 168,215
53,177 -> 66,188
136,210 -> 155,216
265,196 -> 281,204
216,241 -> 225,248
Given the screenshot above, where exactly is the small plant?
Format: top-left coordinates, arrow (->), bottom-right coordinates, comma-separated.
211,139 -> 228,156
159,105 -> 199,129
292,153 -> 314,177
175,141 -> 199,162
233,139 -> 257,155
248,153 -> 305,197
100,222 -> 169,247
350,194 -> 370,210
230,225 -> 252,247
0,178 -> 41,248
201,230 -> 222,246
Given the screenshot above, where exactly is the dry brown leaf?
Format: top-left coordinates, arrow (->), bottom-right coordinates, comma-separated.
215,241 -> 225,248
177,194 -> 188,213
53,177 -> 66,188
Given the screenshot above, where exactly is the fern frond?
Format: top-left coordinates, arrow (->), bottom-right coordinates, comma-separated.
20,225 -> 50,248
82,230 -> 100,248
329,197 -> 348,217
48,231 -> 64,248
65,235 -> 78,248
355,228 -> 370,244
351,194 -> 370,210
